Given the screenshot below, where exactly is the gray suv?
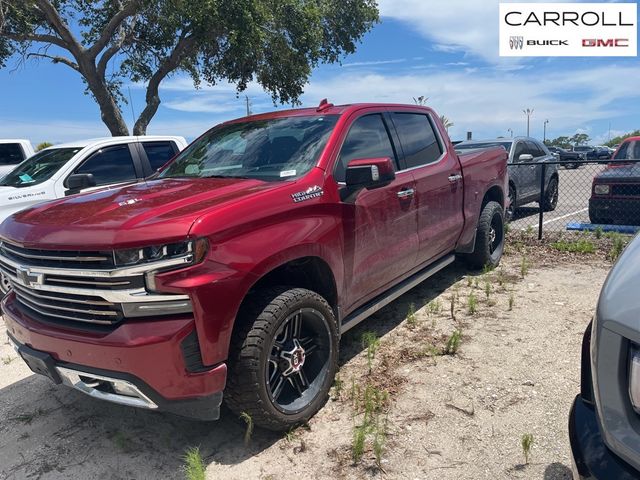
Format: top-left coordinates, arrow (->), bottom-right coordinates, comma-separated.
570,233 -> 639,479
456,137 -> 559,220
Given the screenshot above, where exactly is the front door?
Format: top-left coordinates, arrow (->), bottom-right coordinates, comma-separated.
336,113 -> 418,311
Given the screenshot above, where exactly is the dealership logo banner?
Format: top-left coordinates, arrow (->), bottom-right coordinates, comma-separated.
499,3 -> 638,57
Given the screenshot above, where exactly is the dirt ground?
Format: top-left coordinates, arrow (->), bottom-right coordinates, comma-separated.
0,235 -> 616,480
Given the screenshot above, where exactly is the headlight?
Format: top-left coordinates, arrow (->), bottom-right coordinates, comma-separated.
594,184 -> 610,195
113,239 -> 208,267
629,346 -> 640,413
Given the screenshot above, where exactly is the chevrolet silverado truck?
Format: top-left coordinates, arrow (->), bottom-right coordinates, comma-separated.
0,102 -> 508,430
0,136 -> 188,295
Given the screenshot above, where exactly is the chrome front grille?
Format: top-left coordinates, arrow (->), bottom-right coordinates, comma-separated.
0,240 -> 193,328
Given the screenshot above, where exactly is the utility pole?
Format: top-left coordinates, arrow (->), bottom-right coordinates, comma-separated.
245,95 -> 252,116
507,128 -> 513,138
608,122 -> 612,143
523,108 -> 534,137
543,119 -> 549,143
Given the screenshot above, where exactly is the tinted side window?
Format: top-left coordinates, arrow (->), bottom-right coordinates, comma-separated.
513,142 -> 527,162
0,143 -> 25,166
392,113 -> 442,168
75,145 -> 137,186
336,114 -> 396,182
142,141 -> 177,170
526,141 -> 544,157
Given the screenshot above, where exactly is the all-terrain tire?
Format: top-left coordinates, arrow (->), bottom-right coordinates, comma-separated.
542,176 -> 559,212
225,287 -> 338,431
463,201 -> 505,270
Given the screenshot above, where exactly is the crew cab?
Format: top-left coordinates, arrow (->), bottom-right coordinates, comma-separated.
0,139 -> 35,179
0,136 -> 187,295
0,103 -> 508,430
456,137 -> 559,220
589,137 -> 640,226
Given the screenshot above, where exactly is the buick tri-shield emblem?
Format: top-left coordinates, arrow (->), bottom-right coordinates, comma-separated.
510,36 -> 524,50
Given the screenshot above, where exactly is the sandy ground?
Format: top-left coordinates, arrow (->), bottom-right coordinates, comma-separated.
0,243 -> 612,480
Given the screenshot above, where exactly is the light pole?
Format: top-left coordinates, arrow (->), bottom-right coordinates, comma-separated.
523,108 -> 534,137
507,128 -> 513,138
543,119 -> 549,143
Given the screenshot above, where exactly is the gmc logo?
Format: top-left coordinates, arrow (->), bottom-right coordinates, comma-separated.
582,38 -> 629,47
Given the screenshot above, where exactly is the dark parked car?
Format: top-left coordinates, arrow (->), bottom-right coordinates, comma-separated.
547,146 -> 586,169
589,137 -> 640,225
573,145 -> 611,161
456,137 -> 559,220
569,232 -> 638,479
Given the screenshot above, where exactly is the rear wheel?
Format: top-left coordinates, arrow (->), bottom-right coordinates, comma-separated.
463,201 -> 505,270
0,273 -> 10,297
542,176 -> 559,212
225,287 -> 338,431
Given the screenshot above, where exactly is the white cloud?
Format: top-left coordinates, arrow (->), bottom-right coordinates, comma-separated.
343,59 -> 406,67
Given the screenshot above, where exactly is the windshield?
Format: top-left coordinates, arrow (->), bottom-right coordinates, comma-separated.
456,141 -> 512,152
613,140 -> 640,160
0,147 -> 81,188
160,115 -> 339,181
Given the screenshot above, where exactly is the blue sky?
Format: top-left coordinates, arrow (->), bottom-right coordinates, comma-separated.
0,0 -> 638,144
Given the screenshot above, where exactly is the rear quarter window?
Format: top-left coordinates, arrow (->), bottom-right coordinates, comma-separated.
0,143 -> 26,166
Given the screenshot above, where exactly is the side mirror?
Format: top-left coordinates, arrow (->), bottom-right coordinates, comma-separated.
66,173 -> 96,193
518,154 -> 534,161
345,157 -> 395,191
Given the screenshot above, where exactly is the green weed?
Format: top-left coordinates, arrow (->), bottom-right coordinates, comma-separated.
468,292 -> 478,315
521,433 -> 534,464
551,239 -> 595,254
183,447 -> 206,480
240,412 -> 254,446
361,331 -> 380,374
443,330 -> 462,355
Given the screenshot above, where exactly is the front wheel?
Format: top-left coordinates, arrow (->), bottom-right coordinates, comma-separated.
463,201 -> 505,270
225,287 -> 338,431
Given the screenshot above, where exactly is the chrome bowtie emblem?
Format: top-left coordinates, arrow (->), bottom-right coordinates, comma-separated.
16,267 -> 44,286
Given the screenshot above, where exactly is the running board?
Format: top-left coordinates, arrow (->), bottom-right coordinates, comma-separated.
341,254 -> 456,334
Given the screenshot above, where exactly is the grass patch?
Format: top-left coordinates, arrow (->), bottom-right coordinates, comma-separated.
240,412 -> 254,446
508,293 -> 515,311
351,383 -> 389,468
467,292 -> 478,315
362,331 -> 380,374
406,303 -> 417,328
521,433 -> 534,465
608,233 -> 628,261
551,239 -> 596,254
443,330 -> 462,355
183,446 -> 206,480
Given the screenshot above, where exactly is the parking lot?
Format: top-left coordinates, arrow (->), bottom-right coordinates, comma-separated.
0,235 -> 615,479
511,164 -> 606,232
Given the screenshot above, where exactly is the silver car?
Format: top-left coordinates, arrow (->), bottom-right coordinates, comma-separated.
456,137 -> 559,220
569,233 -> 639,478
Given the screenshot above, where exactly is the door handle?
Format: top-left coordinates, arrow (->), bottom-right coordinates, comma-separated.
448,174 -> 462,183
397,188 -> 415,199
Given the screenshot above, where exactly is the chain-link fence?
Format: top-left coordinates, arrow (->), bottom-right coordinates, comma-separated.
508,159 -> 640,238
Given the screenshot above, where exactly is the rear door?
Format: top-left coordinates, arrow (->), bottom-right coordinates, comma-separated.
336,112 -> 418,309
137,141 -> 180,176
389,110 -> 464,265
511,140 -> 537,201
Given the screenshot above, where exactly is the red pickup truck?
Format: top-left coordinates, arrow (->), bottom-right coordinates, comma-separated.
0,102 -> 507,430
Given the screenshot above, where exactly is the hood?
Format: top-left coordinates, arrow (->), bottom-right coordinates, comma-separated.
0,177 -> 286,249
595,164 -> 640,183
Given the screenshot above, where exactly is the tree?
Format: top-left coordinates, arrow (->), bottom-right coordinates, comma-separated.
547,136 -> 572,149
570,133 -> 591,146
35,141 -> 53,151
607,129 -> 640,147
439,115 -> 454,132
0,1 -> 378,136
413,95 -> 429,106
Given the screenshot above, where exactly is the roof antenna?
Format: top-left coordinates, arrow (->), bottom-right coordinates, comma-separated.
316,98 -> 333,112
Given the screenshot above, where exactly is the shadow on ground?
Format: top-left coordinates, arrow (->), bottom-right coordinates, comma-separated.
0,260 -> 470,479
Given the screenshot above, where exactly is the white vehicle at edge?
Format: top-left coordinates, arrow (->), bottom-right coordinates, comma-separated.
0,135 -> 188,295
0,139 -> 35,180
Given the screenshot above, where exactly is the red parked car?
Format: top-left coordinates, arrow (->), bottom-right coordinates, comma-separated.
0,102 -> 508,430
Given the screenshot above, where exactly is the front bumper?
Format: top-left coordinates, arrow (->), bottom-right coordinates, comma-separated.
2,292 -> 227,420
589,197 -> 640,225
569,395 -> 639,479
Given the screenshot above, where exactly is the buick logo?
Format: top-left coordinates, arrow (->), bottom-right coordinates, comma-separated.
510,36 -> 524,50
16,267 -> 43,287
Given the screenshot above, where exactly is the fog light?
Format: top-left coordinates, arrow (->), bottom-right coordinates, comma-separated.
629,347 -> 640,413
594,184 -> 610,195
